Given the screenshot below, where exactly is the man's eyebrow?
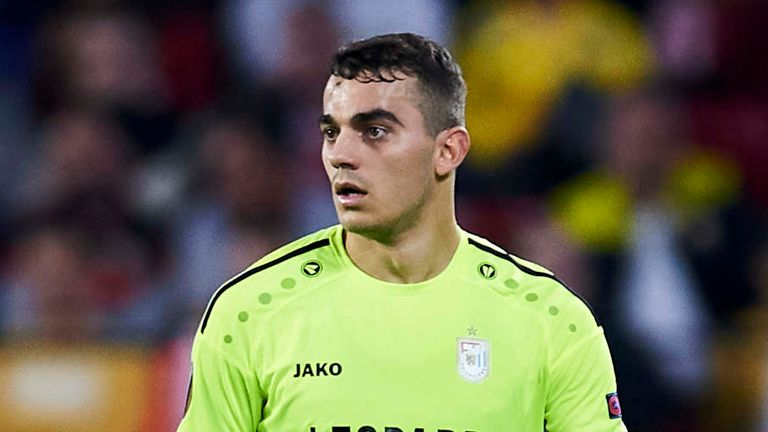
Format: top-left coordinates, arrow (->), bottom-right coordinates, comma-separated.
318,114 -> 336,126
351,109 -> 404,127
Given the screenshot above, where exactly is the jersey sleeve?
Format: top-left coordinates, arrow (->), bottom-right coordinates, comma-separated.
544,302 -> 628,432
177,334 -> 262,431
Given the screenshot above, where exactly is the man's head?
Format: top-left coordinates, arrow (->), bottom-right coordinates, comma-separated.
330,33 -> 466,138
320,33 -> 470,241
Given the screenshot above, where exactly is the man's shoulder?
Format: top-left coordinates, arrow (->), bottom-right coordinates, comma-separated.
462,229 -> 599,328
197,225 -> 342,334
463,230 -> 556,282
248,225 -> 339,270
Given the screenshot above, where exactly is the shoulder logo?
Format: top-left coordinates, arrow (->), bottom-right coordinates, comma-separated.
606,392 -> 622,419
478,262 -> 496,280
301,260 -> 323,277
457,337 -> 490,382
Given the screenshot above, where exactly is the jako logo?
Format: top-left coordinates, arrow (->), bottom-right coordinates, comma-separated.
293,362 -> 342,377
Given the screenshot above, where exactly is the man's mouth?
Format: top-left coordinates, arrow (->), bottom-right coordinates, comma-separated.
334,182 -> 368,205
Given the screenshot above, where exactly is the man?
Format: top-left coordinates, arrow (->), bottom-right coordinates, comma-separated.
178,33 -> 627,432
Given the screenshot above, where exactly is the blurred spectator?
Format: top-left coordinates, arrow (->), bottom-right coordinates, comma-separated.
249,2 -> 342,235
171,111 -> 291,325
649,0 -> 717,85
1,203 -> 164,343
1,107 -> 167,343
0,83 -> 32,241
1,223 -> 97,341
551,89 -> 719,430
219,0 -> 305,83
712,0 -> 768,93
35,5 -> 177,156
458,0 -> 654,171
21,108 -> 132,212
0,2 -> 42,248
155,2 -> 221,113
273,3 -> 342,103
684,0 -> 768,208
220,0 -> 455,86
691,96 -> 768,210
706,238 -> 768,431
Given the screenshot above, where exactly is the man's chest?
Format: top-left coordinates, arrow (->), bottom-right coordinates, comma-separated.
254,294 -> 549,432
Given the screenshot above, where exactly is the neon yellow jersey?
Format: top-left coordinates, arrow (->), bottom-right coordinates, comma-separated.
178,225 -> 627,432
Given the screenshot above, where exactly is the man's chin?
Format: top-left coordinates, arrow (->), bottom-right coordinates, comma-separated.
338,218 -> 373,235
338,215 -> 384,238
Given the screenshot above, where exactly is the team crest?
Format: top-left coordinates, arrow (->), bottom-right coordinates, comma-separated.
457,337 -> 490,382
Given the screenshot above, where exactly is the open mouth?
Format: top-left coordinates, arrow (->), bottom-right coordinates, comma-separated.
334,182 -> 368,204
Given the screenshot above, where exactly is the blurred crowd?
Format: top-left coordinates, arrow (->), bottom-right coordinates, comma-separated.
0,0 -> 767,430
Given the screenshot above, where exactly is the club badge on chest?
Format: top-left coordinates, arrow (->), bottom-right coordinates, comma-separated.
457,337 -> 490,383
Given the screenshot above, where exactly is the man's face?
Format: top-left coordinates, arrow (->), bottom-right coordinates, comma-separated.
320,75 -> 438,239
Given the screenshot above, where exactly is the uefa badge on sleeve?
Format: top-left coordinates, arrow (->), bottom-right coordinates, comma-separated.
606,392 -> 623,419
457,337 -> 490,382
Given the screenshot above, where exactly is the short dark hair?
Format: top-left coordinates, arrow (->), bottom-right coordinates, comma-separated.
330,33 -> 466,137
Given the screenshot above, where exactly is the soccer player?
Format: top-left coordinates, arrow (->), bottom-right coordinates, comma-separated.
178,33 -> 627,432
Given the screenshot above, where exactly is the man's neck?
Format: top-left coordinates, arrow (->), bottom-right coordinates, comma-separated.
344,220 -> 461,284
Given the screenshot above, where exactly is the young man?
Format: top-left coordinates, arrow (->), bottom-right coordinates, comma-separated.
178,33 -> 627,432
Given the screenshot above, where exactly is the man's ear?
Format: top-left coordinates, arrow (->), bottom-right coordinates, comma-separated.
435,126 -> 470,177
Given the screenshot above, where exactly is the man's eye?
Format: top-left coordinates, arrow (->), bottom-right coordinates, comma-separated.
366,126 -> 386,139
323,127 -> 339,140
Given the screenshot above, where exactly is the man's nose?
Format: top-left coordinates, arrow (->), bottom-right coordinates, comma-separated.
326,130 -> 359,170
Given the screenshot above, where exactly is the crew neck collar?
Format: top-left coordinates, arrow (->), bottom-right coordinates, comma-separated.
330,225 -> 468,295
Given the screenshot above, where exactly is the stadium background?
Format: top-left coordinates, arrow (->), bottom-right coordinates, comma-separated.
0,0 -> 767,430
